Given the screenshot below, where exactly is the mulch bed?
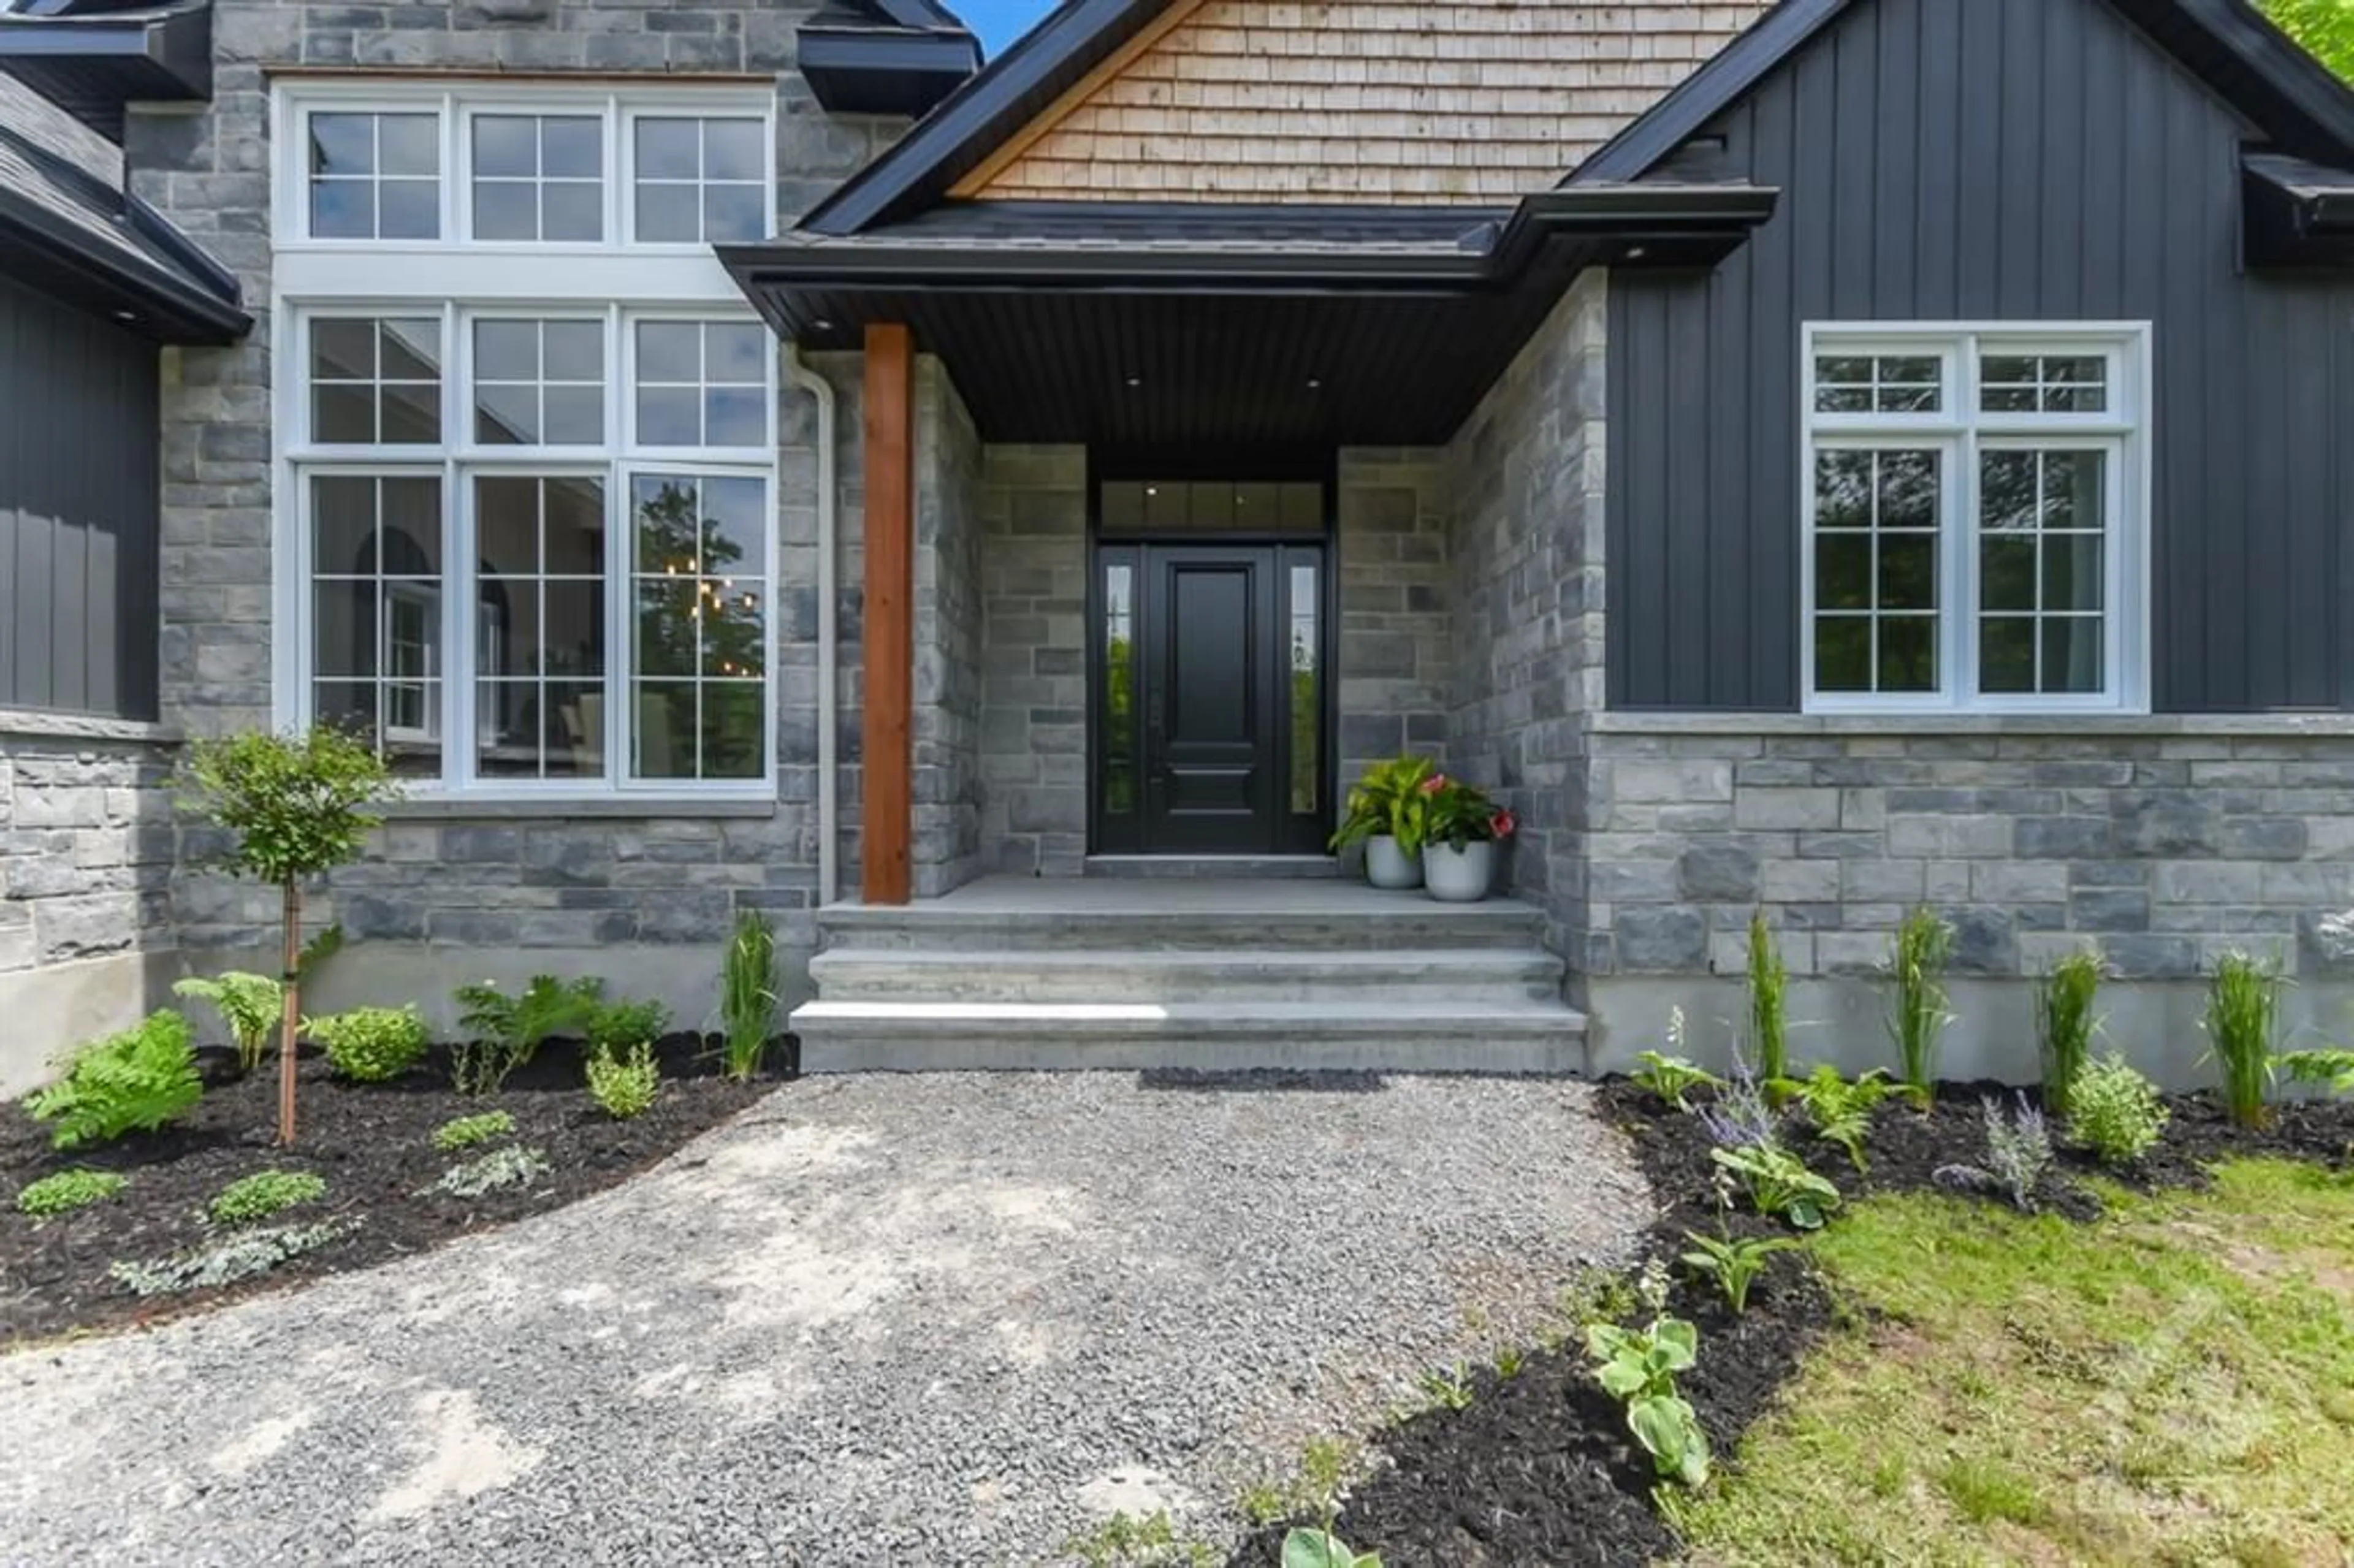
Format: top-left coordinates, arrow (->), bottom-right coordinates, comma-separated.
1228,1079 -> 2354,1568
1,1033 -> 787,1347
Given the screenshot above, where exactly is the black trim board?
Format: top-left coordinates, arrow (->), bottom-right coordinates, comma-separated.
796,26 -> 980,116
0,0 -> 213,142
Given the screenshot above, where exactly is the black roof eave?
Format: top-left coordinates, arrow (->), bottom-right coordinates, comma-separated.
797,25 -> 981,117
0,0 -> 213,141
2243,152 -> 2354,265
0,184 -> 249,343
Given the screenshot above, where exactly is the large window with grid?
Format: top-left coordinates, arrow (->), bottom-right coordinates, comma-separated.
1801,325 -> 2150,714
273,82 -> 779,799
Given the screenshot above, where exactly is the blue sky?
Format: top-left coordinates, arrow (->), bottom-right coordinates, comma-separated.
956,0 -> 1057,55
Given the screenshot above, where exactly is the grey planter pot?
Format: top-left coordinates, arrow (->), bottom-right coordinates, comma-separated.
1424,841 -> 1498,903
1364,835 -> 1423,890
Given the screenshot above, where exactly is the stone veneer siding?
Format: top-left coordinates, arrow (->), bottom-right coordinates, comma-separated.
126,1 -> 898,1018
912,360 -> 985,897
0,716 -> 181,1091
1441,273 -> 1609,956
1335,451 -> 1452,788
978,446 -> 1089,877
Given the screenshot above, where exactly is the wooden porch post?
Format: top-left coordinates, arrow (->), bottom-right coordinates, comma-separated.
862,322 -> 914,905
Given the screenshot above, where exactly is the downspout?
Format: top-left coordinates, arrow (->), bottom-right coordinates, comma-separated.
784,343 -> 840,906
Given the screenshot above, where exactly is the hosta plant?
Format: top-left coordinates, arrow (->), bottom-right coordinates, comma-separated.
307,1005 -> 430,1083
25,1011 -> 203,1151
1586,1314 -> 1710,1487
172,972 -> 282,1074
2062,1054 -> 2168,1168
1634,1014 -> 1723,1111
1282,1531 -> 1381,1568
1711,1142 -> 1842,1230
1680,1230 -> 1802,1315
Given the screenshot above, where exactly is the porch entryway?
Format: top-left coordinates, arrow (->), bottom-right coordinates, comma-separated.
788,875 -> 1589,1073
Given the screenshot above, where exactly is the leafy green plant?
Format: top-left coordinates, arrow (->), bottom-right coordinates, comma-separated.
1420,774 -> 1516,850
1328,755 -> 1436,854
207,1170 -> 327,1227
720,910 -> 779,1081
431,1110 -> 515,1152
452,974 -> 604,1093
1935,1095 -> 2054,1212
14,1168 -> 129,1217
1587,1314 -> 1711,1487
2035,948 -> 2105,1116
1680,1230 -> 1801,1315
1417,1363 -> 1474,1412
110,1219 -> 352,1297
1493,1344 -> 1526,1379
2280,1048 -> 2354,1095
416,1144 -> 550,1199
2203,951 -> 2284,1129
2261,0 -> 2354,81
1281,1530 -> 1382,1568
2062,1054 -> 2169,1168
1711,1143 -> 1842,1230
307,1005 -> 430,1083
585,997 -> 668,1054
1792,1064 -> 1893,1172
178,725 -> 399,1146
24,1011 -> 203,1151
172,972 -> 282,1074
1885,907 -> 1955,1098
1063,1512 -> 1217,1568
586,1042 -> 660,1120
1634,1031 -> 1723,1113
1748,910 -> 1789,1084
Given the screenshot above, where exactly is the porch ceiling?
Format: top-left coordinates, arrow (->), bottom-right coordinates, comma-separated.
722,185 -> 1776,447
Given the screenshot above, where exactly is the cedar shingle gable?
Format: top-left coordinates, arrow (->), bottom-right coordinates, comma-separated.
954,0 -> 1775,204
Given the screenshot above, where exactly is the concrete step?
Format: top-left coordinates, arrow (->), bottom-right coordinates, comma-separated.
807,946 -> 1567,1003
816,899 -> 1544,954
1083,855 -> 1342,880
788,999 -> 1589,1074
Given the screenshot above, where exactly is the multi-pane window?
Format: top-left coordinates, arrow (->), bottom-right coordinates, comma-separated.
471,115 -> 603,242
476,474 -> 608,780
631,116 -> 767,243
473,319 -> 604,446
629,474 -> 769,780
310,474 -> 445,776
1803,325 -> 2147,712
310,317 -> 441,444
634,320 -> 769,447
308,111 -> 440,240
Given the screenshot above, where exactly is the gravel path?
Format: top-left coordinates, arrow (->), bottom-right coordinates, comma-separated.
0,1072 -> 1650,1566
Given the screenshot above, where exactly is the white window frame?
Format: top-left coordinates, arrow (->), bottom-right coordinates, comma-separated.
1800,322 -> 2153,716
270,80 -> 782,804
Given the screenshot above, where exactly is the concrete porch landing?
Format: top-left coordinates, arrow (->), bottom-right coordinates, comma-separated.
791,875 -> 1587,1073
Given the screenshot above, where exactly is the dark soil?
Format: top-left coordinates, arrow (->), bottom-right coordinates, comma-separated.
1227,1078 -> 2354,1568
0,1032 -> 787,1346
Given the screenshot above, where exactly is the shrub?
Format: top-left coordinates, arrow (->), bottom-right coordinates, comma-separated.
2063,1054 -> 2169,1168
172,972 -> 283,1075
2035,947 -> 2105,1116
719,910 -> 779,1081
416,1144 -> 550,1199
111,1220 -> 351,1297
24,1011 -> 203,1151
1748,910 -> 1789,1084
431,1110 -> 515,1152
585,997 -> 668,1055
585,1042 -> 660,1121
15,1169 -> 129,1217
2203,951 -> 2284,1128
1885,907 -> 1955,1097
308,1005 -> 430,1083
1935,1095 -> 2054,1211
207,1170 -> 327,1227
178,726 -> 398,1146
452,975 -> 604,1094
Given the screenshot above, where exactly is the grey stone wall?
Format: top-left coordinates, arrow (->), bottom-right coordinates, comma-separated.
1335,451 -> 1451,788
912,359 -> 984,897
978,446 -> 1088,877
127,3 -> 892,991
1442,272 -> 1609,957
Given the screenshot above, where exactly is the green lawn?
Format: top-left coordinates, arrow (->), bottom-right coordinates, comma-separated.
1667,1160 -> 2354,1567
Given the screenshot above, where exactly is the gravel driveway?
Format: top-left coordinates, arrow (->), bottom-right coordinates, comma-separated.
0,1072 -> 1649,1566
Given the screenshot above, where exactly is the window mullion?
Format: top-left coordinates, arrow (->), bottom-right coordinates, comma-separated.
1952,427 -> 1975,710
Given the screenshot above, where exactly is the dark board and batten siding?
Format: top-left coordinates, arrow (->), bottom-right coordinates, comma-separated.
1609,0 -> 2354,713
0,273 -> 162,721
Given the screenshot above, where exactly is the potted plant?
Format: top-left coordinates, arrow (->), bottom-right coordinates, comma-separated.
1330,755 -> 1435,889
1422,775 -> 1517,903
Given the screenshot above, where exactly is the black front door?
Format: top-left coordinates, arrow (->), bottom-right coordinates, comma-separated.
1094,541 -> 1328,856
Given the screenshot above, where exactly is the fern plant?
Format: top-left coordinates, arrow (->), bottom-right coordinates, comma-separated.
172,973 -> 282,1074
24,1011 -> 204,1151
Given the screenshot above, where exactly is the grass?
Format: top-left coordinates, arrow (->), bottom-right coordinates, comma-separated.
1666,1160 -> 2354,1566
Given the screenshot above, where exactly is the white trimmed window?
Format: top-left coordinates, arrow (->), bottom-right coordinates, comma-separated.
1801,324 -> 2150,714
272,82 -> 779,799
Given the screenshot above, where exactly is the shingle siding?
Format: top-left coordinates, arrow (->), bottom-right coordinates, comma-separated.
969,0 -> 1772,204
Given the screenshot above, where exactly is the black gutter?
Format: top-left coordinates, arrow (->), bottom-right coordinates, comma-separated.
0,182 -> 250,342
0,0 -> 213,140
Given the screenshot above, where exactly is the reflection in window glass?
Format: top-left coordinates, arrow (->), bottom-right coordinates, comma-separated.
308,111 -> 439,240
633,320 -> 769,447
1289,563 -> 1320,816
309,474 -> 444,775
471,114 -> 603,242
1979,448 -> 2107,695
310,316 -> 441,444
629,473 -> 768,780
473,318 -> 604,446
631,116 -> 766,243
1814,354 -> 1943,414
475,475 -> 608,778
1811,447 -> 1941,694
1103,561 -> 1135,816
1980,354 -> 2109,414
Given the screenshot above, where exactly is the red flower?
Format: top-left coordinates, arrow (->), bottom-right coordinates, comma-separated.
1420,773 -> 1449,794
1490,809 -> 1517,839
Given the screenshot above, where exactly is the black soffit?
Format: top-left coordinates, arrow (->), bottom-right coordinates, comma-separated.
796,0 -> 980,119
0,0 -> 213,144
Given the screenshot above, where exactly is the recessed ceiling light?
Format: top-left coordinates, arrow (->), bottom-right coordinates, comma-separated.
811,317 -> 835,330
1625,246 -> 1648,261
112,309 -> 137,324
1145,485 -> 1159,497
1306,376 -> 1324,390
1125,374 -> 1142,389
